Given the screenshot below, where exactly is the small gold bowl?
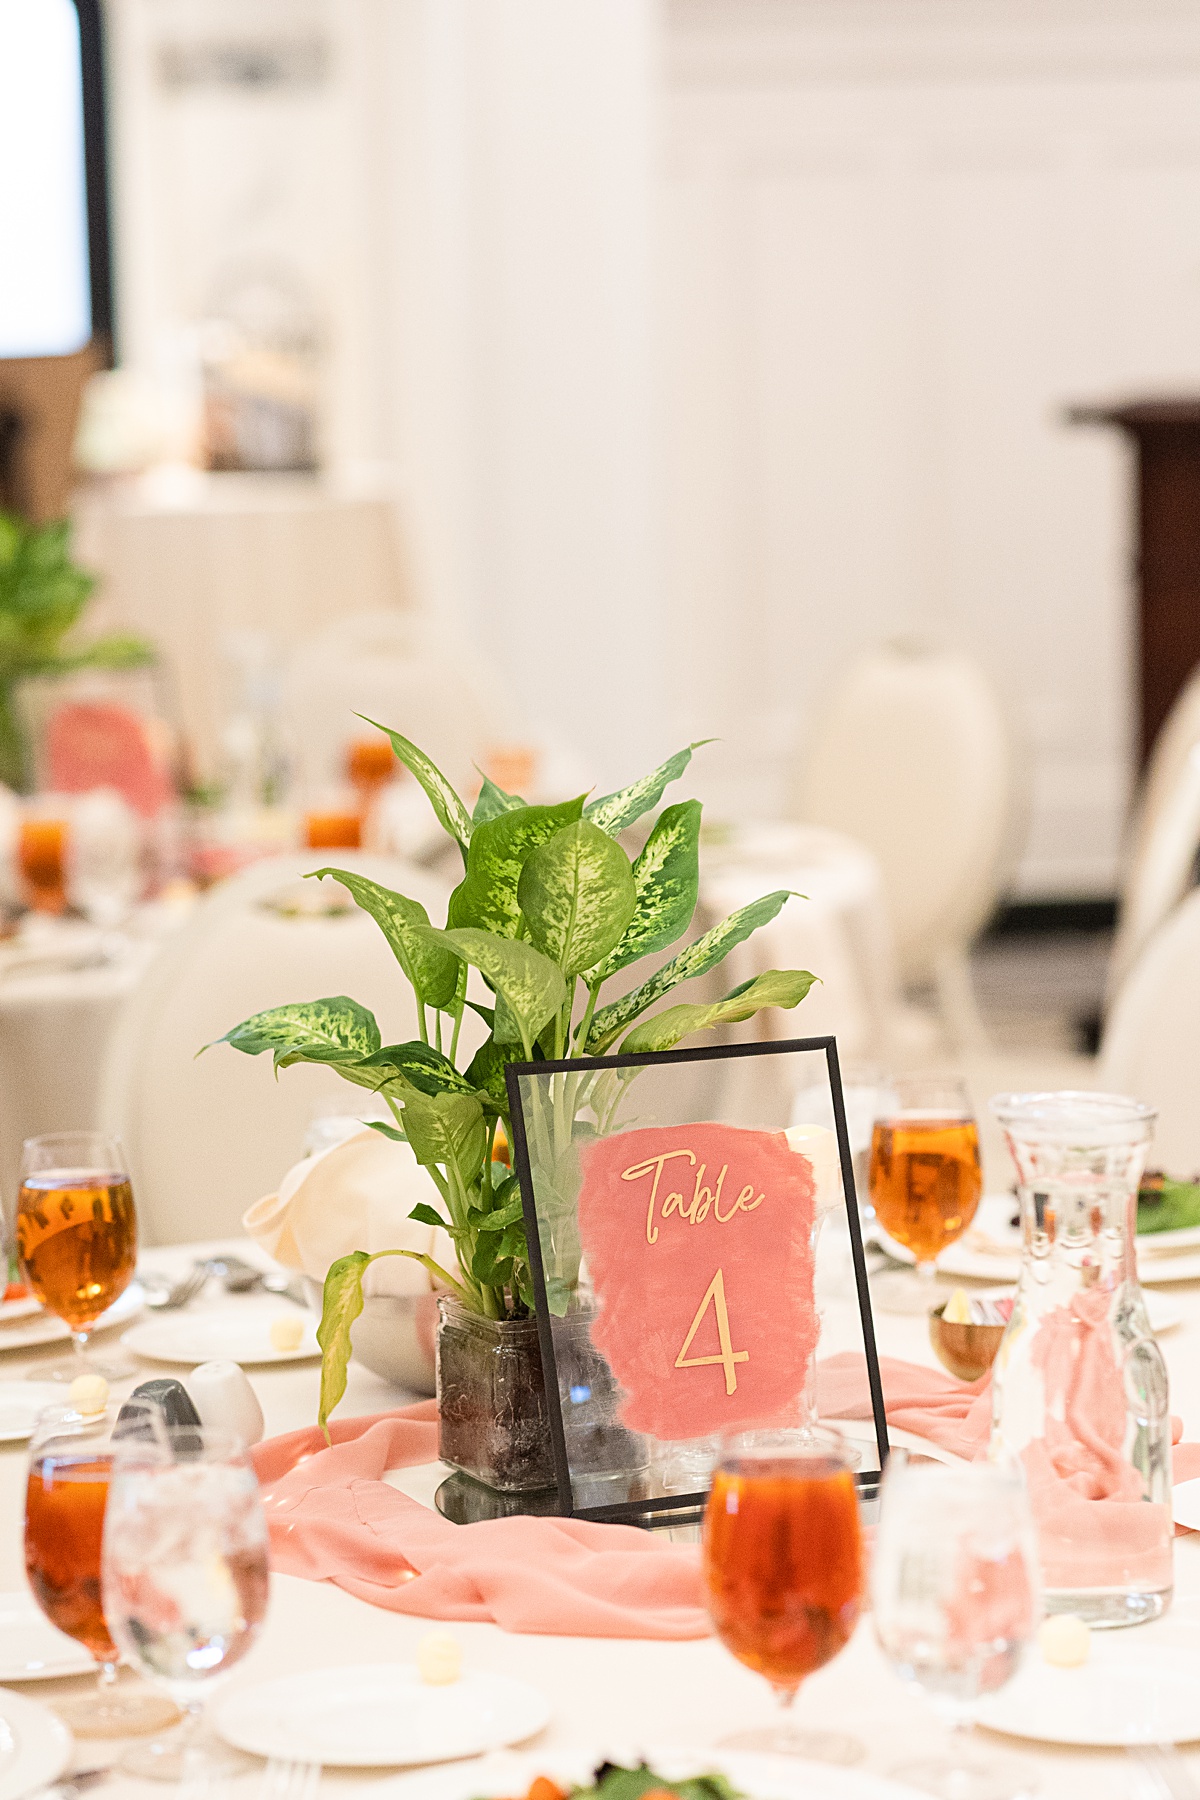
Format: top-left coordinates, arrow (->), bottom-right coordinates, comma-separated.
929,1303 -> 1005,1383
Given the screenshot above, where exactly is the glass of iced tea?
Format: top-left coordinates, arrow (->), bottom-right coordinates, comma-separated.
19,810 -> 70,914
25,1403 -> 183,1736
103,1423 -> 270,1781
17,1130 -> 138,1381
869,1075 -> 982,1305
702,1428 -> 865,1764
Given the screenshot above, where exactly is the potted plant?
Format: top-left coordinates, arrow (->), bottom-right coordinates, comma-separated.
214,725 -> 816,1488
0,513 -> 154,793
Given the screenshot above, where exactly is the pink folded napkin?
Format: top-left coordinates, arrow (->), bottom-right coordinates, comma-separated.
251,1359 -> 1200,1638
252,1402 -> 709,1640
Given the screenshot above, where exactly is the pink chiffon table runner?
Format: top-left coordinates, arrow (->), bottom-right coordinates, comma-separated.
251,1361 -> 1200,1639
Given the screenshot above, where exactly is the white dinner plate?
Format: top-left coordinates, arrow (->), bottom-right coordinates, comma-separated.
976,1640 -> 1200,1746
0,1385 -> 73,1445
122,1305 -> 320,1367
0,1593 -> 94,1682
0,1283 -> 143,1353
371,1746 -> 924,1800
212,1663 -> 551,1767
879,1195 -> 1200,1288
0,1687 -> 73,1799
0,1296 -> 42,1326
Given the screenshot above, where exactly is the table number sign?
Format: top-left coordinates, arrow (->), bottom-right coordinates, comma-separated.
578,1123 -> 818,1440
506,1034 -> 888,1523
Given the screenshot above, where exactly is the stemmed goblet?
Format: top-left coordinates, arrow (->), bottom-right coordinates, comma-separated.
702,1427 -> 865,1765
869,1075 -> 983,1314
102,1422 -> 270,1781
25,1403 -> 182,1736
17,1130 -> 138,1381
872,1456 -> 1040,1800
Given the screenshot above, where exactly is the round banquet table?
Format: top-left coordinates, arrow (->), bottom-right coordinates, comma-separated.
698,824 -> 902,1067
0,1237 -> 1197,1800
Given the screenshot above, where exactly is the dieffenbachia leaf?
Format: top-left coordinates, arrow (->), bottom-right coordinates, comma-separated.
397,1085 -> 488,1189
317,1251 -> 370,1435
472,775 -> 527,826
418,927 -> 567,1052
307,868 -> 459,1009
210,996 -> 381,1072
356,715 -> 473,861
619,968 -> 818,1056
447,797 -> 585,937
585,890 -> 796,1053
465,1035 -> 525,1105
586,798 -> 700,986
518,819 -> 636,976
584,741 -> 713,836
356,1041 -> 479,1098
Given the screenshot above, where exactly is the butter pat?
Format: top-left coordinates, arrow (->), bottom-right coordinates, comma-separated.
69,1374 -> 109,1417
942,1289 -> 973,1325
1039,1614 -> 1090,1668
269,1315 -> 305,1354
417,1630 -> 462,1685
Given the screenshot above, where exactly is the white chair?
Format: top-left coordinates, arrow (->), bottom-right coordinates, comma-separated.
1108,664 -> 1200,1003
1100,884 -> 1200,1178
98,851 -> 453,1244
794,641 -> 1020,1050
280,611 -> 508,801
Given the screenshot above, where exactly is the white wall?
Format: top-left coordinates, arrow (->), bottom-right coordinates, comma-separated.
661,0 -> 1200,895
103,0 -> 1200,892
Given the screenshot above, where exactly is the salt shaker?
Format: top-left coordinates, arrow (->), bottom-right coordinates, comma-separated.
185,1360 -> 265,1447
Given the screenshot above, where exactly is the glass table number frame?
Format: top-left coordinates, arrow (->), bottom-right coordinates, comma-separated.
505,1034 -> 889,1526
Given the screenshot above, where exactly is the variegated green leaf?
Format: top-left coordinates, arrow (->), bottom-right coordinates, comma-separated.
447,796 -> 585,937
586,798 -> 700,985
419,926 -> 567,1052
518,820 -> 636,976
585,890 -> 795,1053
317,1251 -> 370,1435
307,868 -> 459,1009
472,774 -> 527,826
465,1035 -> 524,1106
211,996 -> 381,1071
356,1041 -> 479,1098
357,716 -> 473,860
398,1084 -> 488,1189
619,967 -> 818,1055
584,741 -> 713,836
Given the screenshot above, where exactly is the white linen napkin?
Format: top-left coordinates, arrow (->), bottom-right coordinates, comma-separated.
243,1127 -> 456,1296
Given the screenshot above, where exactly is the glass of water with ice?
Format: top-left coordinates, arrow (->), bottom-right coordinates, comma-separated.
102,1422 -> 270,1781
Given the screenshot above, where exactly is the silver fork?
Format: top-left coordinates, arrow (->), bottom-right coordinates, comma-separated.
261,1759 -> 320,1800
141,1264 -> 210,1311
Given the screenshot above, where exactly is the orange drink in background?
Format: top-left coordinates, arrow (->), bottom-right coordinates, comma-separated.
346,736 -> 397,794
19,816 -> 69,913
304,809 -> 361,850
869,1076 -> 982,1274
25,1452 -> 115,1661
16,1169 -> 137,1331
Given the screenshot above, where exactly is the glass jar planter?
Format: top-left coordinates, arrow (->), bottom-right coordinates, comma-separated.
989,1091 -> 1172,1628
435,1298 -> 554,1494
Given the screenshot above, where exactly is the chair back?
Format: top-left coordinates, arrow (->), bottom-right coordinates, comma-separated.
1101,884 -> 1200,1178
98,851 -> 452,1244
280,611 -> 505,798
795,641 -> 1017,981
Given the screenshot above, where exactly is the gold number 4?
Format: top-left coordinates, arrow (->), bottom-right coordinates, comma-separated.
674,1267 -> 749,1396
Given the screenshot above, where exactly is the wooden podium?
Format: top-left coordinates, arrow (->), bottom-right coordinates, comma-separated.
1070,398 -> 1200,766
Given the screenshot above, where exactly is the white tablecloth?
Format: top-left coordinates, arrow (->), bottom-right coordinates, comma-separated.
0,1236 -> 1194,1800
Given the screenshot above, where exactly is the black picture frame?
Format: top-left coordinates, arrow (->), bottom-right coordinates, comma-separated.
75,0 -> 113,353
505,1033 -> 890,1526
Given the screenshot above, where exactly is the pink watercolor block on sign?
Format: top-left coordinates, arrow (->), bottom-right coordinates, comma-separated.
577,1123 -> 817,1441
46,702 -> 174,818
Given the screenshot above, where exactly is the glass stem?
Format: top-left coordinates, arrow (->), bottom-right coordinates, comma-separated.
915,1259 -> 937,1285
72,1329 -> 91,1369
98,1660 -> 118,1692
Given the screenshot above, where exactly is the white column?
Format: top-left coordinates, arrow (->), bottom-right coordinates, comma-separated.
374,0 -> 664,790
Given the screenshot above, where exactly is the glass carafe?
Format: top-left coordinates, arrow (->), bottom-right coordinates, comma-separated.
989,1092 -> 1172,1628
